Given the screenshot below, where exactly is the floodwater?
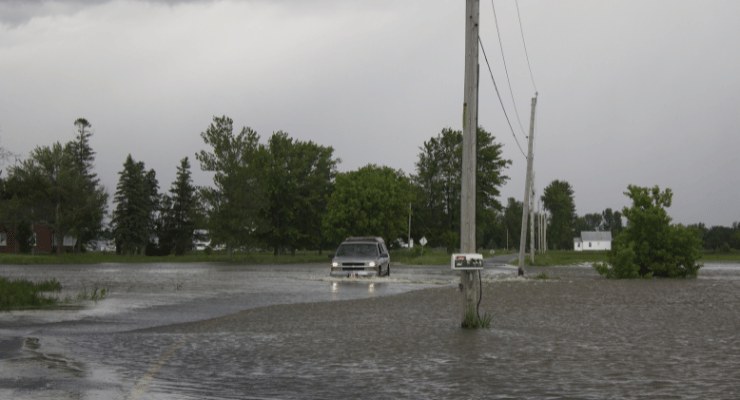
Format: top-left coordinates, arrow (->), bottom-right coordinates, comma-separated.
1,261 -> 739,399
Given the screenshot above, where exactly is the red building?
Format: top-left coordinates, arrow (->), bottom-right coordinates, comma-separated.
0,224 -> 58,254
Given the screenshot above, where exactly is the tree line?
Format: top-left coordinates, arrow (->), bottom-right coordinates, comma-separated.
0,116 -> 513,255
1,116 -> 735,256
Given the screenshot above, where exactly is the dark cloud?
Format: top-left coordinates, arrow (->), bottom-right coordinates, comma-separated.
0,0 -> 215,26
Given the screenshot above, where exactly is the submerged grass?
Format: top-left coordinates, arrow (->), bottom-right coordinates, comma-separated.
461,306 -> 492,329
0,276 -> 62,311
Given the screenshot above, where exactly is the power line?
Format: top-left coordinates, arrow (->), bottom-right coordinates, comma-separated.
490,0 -> 527,137
515,0 -> 538,92
478,35 -> 526,159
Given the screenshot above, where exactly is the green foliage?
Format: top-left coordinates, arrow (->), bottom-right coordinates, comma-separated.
593,245 -> 639,279
260,132 -> 337,255
461,306 -> 492,329
541,180 -> 577,250
0,277 -> 61,310
391,247 -> 450,265
111,155 -> 160,255
158,157 -> 200,255
196,116 -> 266,253
503,197 -> 523,249
575,208 -> 624,235
196,117 -> 338,255
595,185 -> 702,279
575,213 -> 603,233
533,272 -> 554,280
602,208 -> 624,235
5,119 -> 108,254
412,127 -> 510,249
323,164 -> 413,246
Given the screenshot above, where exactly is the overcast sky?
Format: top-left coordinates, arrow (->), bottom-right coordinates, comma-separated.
1,0 -> 739,227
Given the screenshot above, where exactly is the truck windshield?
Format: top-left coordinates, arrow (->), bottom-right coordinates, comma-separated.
336,243 -> 378,257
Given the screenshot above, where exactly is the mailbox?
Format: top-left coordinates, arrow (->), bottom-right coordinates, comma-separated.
451,253 -> 483,270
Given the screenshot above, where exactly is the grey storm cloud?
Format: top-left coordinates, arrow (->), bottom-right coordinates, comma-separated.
1,0 -> 739,226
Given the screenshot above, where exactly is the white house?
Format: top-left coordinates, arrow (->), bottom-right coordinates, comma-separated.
574,231 -> 612,251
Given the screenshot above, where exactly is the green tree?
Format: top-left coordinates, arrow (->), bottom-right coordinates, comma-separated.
601,207 -> 623,235
323,165 -> 413,246
542,180 -> 577,250
594,185 -> 702,278
2,120 -> 107,254
704,225 -> 734,251
412,127 -> 510,250
111,155 -> 159,255
9,143 -> 84,254
575,212 -> 603,233
66,118 -> 108,251
260,132 -> 337,255
159,157 -> 199,255
196,116 -> 265,253
503,197 -> 523,250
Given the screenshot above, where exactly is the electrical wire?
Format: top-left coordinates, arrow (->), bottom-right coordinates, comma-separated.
490,0 -> 527,137
515,0 -> 538,93
478,35 -> 527,159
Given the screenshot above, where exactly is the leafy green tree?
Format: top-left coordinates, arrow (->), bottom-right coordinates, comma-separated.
111,155 -> 159,255
412,127 -> 510,250
260,132 -> 337,255
3,120 -> 107,254
196,116 -> 265,253
575,213 -> 603,233
323,165 -> 413,246
0,170 -> 32,253
8,143 -> 84,254
601,208 -> 623,235
542,180 -> 577,250
159,157 -> 199,255
594,185 -> 702,278
503,197 -> 523,250
704,225 -> 734,251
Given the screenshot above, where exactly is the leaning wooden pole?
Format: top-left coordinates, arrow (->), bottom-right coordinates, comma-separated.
460,0 -> 480,325
518,93 -> 538,276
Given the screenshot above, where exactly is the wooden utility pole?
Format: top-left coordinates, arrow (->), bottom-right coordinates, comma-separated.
460,0 -> 480,324
517,93 -> 538,276
529,174 -> 535,263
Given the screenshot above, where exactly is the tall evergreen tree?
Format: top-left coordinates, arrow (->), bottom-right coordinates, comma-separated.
111,155 -> 159,255
161,157 -> 199,255
67,118 -> 108,251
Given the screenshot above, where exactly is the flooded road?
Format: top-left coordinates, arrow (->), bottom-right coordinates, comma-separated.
1,262 -> 739,399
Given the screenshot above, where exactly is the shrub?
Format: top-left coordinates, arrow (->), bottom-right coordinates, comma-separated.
594,185 -> 702,279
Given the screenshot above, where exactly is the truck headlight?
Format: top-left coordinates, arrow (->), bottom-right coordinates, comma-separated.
369,261 -> 376,267
332,262 -> 339,267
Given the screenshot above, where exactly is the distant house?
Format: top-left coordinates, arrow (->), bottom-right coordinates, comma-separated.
0,223 -> 75,254
574,231 -> 612,251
